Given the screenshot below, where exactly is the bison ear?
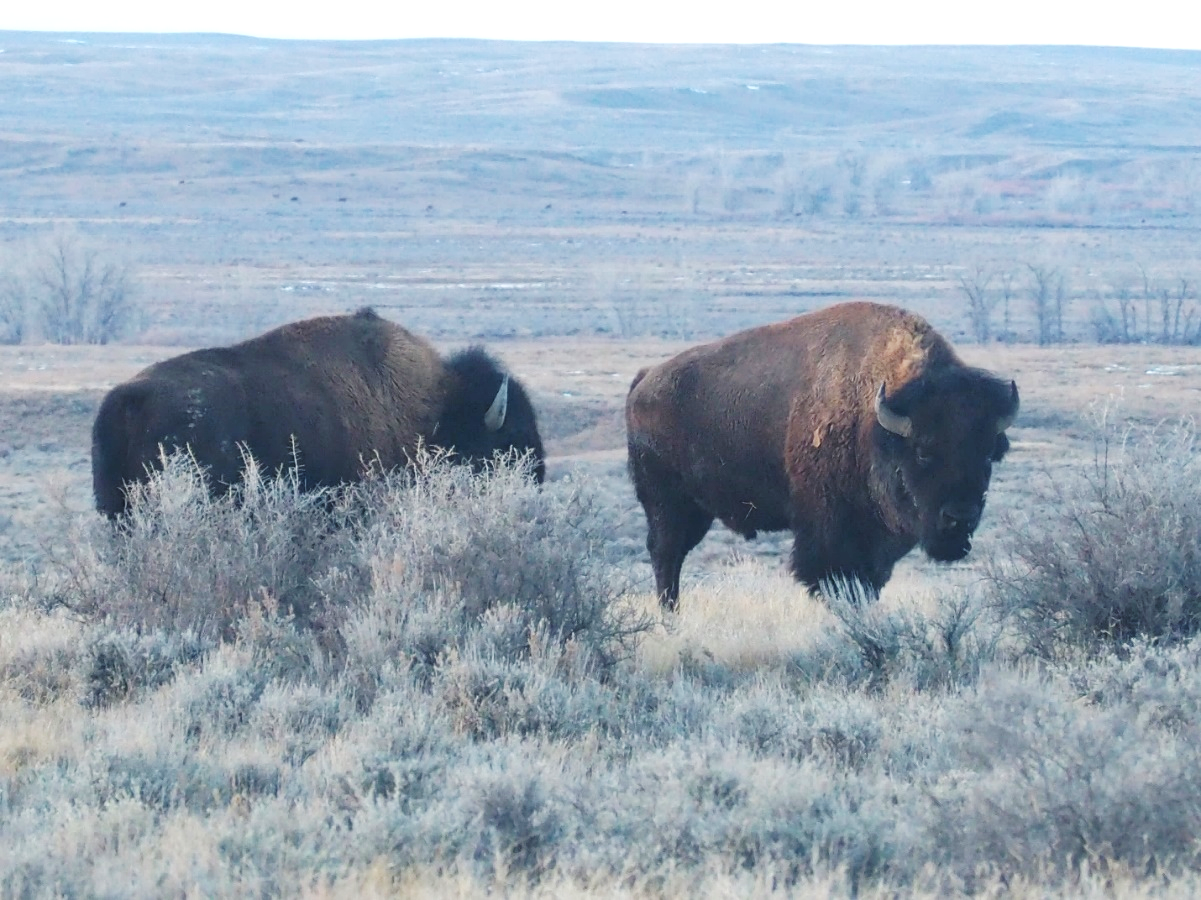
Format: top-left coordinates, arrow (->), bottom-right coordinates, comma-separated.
995,379 -> 1019,434
875,382 -> 913,438
484,374 -> 510,431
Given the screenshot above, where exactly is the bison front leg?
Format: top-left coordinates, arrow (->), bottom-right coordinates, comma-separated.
789,521 -> 892,601
629,446 -> 713,610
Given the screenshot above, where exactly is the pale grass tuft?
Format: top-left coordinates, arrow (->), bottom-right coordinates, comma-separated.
0,693 -> 82,778
0,606 -> 86,703
634,558 -> 831,676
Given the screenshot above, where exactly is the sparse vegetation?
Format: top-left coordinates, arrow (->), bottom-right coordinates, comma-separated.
0,269 -> 29,345
959,264 -> 999,343
33,230 -> 138,345
1,231 -> 139,345
5,31 -> 1201,897
6,431 -> 1201,894
986,418 -> 1201,657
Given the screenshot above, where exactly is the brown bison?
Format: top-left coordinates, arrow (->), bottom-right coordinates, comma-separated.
92,308 -> 545,517
626,301 -> 1018,608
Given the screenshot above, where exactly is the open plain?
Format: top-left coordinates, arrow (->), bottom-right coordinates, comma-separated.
3,32 -> 1201,896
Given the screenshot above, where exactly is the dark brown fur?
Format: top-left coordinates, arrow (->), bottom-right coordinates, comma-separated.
626,302 -> 1019,607
93,308 -> 544,517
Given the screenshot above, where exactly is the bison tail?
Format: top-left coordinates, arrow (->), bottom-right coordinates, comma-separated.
628,367 -> 649,394
91,383 -> 153,518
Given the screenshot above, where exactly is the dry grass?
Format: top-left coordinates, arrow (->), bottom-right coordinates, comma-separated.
4,445 -> 1201,894
634,560 -> 831,675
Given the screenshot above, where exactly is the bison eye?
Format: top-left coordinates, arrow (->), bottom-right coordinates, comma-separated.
914,446 -> 935,468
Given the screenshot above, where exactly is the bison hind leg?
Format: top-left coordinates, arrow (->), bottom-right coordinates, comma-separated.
629,447 -> 713,611
646,502 -> 712,611
647,502 -> 712,611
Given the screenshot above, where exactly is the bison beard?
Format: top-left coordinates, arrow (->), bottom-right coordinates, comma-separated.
626,302 -> 1019,609
92,308 -> 545,518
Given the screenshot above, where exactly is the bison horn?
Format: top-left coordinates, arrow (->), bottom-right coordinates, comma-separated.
484,374 -> 510,431
875,383 -> 913,437
996,380 -> 1020,434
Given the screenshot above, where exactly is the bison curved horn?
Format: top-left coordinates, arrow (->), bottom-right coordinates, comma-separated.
484,374 -> 510,431
875,383 -> 913,438
996,380 -> 1020,434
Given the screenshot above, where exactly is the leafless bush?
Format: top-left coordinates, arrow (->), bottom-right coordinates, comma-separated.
986,420 -> 1201,656
342,449 -> 649,699
958,264 -> 998,343
47,451 -> 360,643
802,580 -> 1001,691
0,269 -> 30,344
1090,279 -> 1139,343
1026,263 -> 1067,345
1090,269 -> 1201,344
1111,278 -> 1139,341
1155,275 -> 1201,344
27,229 -> 138,344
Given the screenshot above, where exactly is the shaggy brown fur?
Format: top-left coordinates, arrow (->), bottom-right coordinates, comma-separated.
626,302 -> 1018,607
93,308 -> 544,517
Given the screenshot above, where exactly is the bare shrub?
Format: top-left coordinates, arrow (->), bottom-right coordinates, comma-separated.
27,229 -> 138,344
1111,277 -> 1139,341
958,264 -> 998,343
1026,263 -> 1067,345
1153,273 -> 1201,344
50,446 -> 641,679
801,581 -> 1001,691
986,420 -> 1201,656
49,451 -> 360,643
342,449 -> 650,698
0,269 -> 30,344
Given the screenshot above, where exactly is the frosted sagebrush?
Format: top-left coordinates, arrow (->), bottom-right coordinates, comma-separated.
793,578 -> 1001,691
343,451 -> 649,700
987,421 -> 1201,655
51,450 -> 359,643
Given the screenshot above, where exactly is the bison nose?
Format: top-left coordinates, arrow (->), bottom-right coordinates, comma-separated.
939,501 -> 981,533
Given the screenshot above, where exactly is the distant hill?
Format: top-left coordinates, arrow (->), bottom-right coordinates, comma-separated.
2,36 -> 1199,151
1,33 -> 1199,343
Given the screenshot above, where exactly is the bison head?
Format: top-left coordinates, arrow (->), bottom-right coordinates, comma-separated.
442,348 -> 547,483
874,369 -> 1018,562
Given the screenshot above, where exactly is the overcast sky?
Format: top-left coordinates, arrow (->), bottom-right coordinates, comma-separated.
1,0 -> 1198,49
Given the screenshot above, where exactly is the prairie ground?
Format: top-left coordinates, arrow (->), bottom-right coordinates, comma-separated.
5,32 -> 1201,896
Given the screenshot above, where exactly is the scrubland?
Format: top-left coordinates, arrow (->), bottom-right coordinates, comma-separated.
4,33 -> 1201,897
4,419 -> 1201,897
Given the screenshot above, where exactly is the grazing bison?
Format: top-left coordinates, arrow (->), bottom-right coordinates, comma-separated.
92,308 -> 545,517
626,301 -> 1019,608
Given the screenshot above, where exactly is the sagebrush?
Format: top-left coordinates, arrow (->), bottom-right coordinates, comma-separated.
4,438 -> 1201,895
987,419 -> 1201,655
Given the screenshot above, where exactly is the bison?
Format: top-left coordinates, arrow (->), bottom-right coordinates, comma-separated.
626,301 -> 1019,608
92,307 -> 545,518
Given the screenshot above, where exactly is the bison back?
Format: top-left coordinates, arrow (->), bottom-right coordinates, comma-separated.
91,312 -> 446,515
